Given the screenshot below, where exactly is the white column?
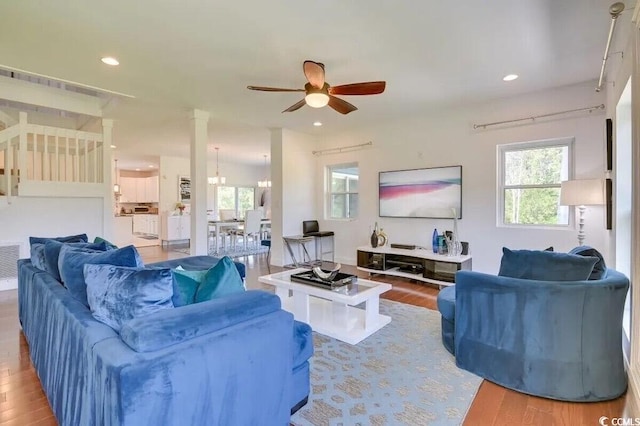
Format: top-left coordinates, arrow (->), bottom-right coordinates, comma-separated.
270,128 -> 284,265
18,112 -> 27,183
102,119 -> 114,240
189,109 -> 210,256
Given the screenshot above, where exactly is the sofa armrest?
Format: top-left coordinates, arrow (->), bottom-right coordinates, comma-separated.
120,290 -> 280,352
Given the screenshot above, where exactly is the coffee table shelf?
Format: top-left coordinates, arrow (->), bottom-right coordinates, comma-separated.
259,268 -> 392,345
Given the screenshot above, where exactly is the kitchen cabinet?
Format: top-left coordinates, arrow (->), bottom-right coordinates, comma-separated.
161,214 -> 190,244
118,176 -> 159,203
146,176 -> 159,202
119,177 -> 137,203
132,214 -> 159,236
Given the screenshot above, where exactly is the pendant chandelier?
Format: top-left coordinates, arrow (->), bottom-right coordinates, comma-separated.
258,154 -> 271,188
208,147 -> 226,185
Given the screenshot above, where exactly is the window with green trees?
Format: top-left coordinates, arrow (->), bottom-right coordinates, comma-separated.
328,163 -> 359,219
498,138 -> 573,226
217,185 -> 255,219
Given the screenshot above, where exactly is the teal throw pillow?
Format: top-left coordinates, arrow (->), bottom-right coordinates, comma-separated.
194,257 -> 245,303
171,266 -> 207,307
93,236 -> 118,250
498,247 -> 598,281
84,264 -> 174,332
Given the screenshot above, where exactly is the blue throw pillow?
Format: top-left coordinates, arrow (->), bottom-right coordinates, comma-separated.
171,266 -> 206,307
44,240 -> 108,282
58,244 -> 144,306
29,233 -> 88,248
84,264 -> 174,332
498,247 -> 598,281
195,256 -> 245,302
568,246 -> 607,280
30,243 -> 47,271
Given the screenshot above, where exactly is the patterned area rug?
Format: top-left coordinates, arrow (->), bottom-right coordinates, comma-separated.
211,244 -> 269,258
291,300 -> 481,426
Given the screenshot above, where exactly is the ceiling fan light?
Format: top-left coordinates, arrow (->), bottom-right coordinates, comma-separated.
305,93 -> 329,108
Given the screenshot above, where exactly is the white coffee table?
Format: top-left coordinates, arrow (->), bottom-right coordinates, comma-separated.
258,268 -> 392,345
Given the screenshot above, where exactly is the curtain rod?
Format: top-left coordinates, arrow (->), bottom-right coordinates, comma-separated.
312,141 -> 373,155
473,104 -> 605,130
596,2 -> 625,92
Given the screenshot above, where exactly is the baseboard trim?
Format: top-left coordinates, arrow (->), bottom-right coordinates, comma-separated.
0,278 -> 17,292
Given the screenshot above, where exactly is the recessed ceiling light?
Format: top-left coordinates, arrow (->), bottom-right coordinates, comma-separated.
101,57 -> 120,66
503,74 -> 518,82
110,144 -> 117,149
135,168 -> 140,171
148,165 -> 154,168
313,121 -> 322,127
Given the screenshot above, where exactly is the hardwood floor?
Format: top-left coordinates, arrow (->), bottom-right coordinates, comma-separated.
0,246 -> 629,425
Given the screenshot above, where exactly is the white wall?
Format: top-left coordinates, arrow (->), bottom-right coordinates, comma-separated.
270,128 -> 319,266
0,196 -> 105,289
316,81 -> 607,273
158,155 -> 264,215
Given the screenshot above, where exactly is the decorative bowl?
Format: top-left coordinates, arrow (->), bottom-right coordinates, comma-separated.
312,263 -> 342,282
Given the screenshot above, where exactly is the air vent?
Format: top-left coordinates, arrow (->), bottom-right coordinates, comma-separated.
0,242 -> 21,291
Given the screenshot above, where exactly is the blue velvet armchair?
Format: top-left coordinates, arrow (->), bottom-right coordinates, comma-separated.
444,268 -> 629,402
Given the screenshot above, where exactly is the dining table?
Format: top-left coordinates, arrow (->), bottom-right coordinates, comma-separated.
208,218 -> 271,254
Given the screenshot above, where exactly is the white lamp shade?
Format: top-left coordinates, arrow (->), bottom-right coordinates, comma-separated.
208,176 -> 226,185
560,179 -> 604,206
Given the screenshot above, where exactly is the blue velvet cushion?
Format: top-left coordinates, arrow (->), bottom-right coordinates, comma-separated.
120,290 -> 281,352
29,233 -> 88,248
84,264 -> 174,332
194,256 -> 245,302
171,266 -> 206,307
58,244 -> 144,306
30,243 -> 47,271
292,321 -> 313,368
568,246 -> 607,280
498,247 -> 598,281
44,240 -> 108,282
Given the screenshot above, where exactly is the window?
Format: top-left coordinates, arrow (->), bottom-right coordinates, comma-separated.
328,163 -> 359,219
217,185 -> 255,219
498,138 -> 573,227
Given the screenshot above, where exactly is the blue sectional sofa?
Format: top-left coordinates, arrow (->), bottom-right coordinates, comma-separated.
18,254 -> 312,425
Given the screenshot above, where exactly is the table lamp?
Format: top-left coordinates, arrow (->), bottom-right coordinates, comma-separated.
560,179 -> 605,245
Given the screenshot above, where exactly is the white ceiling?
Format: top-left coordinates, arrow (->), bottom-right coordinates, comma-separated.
0,0 -> 634,170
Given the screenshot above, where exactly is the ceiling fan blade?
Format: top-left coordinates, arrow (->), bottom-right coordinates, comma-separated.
247,86 -> 304,92
303,61 -> 325,89
328,95 -> 358,114
329,81 -> 386,96
282,99 -> 306,113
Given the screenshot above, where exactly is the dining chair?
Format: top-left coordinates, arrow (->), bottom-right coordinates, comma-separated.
230,210 -> 262,250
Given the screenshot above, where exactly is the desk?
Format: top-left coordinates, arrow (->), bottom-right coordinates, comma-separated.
208,219 -> 271,254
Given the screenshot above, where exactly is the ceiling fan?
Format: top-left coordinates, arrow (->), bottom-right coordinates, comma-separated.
247,60 -> 386,115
